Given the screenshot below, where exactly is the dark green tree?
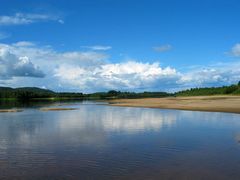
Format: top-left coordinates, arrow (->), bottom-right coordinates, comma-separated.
107,90 -> 119,96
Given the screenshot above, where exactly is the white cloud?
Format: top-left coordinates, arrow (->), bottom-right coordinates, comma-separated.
0,42 -> 108,90
179,62 -> 240,88
153,44 -> 172,52
60,51 -> 107,64
12,41 -> 35,47
54,61 -> 180,91
0,13 -> 62,25
0,43 -> 107,67
0,42 -> 240,92
82,45 -> 112,51
229,43 -> 240,57
0,48 -> 45,79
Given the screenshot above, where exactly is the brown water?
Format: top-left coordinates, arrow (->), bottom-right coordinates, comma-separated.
0,101 -> 240,179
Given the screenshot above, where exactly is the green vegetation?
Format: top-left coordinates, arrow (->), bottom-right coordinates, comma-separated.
0,87 -> 170,101
0,81 -> 240,101
0,87 -> 83,100
85,90 -> 170,99
175,82 -> 240,96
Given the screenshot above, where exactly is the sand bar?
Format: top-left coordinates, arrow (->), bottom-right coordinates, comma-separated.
39,108 -> 78,111
0,109 -> 23,113
108,96 -> 240,114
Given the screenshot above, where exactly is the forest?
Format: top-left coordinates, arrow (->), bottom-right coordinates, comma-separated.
175,82 -> 240,96
0,81 -> 240,100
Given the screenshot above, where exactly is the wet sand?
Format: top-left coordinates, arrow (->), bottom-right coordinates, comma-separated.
108,96 -> 240,114
0,109 -> 23,113
0,107 -> 78,113
39,108 -> 78,111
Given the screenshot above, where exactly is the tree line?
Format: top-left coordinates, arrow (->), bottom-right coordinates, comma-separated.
0,81 -> 240,100
0,87 -> 84,100
0,87 -> 170,100
175,82 -> 240,96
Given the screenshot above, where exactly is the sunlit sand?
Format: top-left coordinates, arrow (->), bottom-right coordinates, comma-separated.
0,109 -> 23,113
108,95 -> 240,114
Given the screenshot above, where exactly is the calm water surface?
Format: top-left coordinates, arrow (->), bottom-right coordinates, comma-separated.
0,101 -> 240,179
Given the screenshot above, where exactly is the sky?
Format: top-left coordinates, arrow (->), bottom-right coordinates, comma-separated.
0,0 -> 240,92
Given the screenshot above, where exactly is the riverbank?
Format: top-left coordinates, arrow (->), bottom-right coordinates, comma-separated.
108,96 -> 240,114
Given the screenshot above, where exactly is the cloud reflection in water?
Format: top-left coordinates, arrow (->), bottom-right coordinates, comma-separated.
58,106 -> 177,133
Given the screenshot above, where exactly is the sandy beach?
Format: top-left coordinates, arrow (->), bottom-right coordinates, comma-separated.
0,109 -> 23,113
108,96 -> 240,114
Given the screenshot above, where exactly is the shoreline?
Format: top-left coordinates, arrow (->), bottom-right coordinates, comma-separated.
107,96 -> 240,114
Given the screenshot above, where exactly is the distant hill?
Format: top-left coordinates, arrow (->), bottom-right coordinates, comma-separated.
16,87 -> 55,94
0,87 -> 53,92
0,87 -> 55,99
0,87 -> 82,99
0,87 -> 15,91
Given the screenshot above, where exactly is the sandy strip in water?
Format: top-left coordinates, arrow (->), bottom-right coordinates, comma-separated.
0,109 -> 23,113
39,108 -> 78,111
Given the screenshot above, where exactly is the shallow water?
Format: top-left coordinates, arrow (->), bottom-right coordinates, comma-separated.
0,101 -> 240,179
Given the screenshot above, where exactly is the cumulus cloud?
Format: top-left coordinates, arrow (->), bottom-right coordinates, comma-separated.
0,42 -> 240,92
0,13 -> 62,25
229,43 -> 240,57
0,42 -> 109,89
54,60 -> 240,92
0,48 -> 45,79
82,45 -> 112,51
54,61 -> 180,91
179,62 -> 240,88
153,44 -> 172,52
0,42 -> 108,68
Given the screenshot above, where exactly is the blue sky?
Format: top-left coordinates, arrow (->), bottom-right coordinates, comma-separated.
0,0 -> 240,92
